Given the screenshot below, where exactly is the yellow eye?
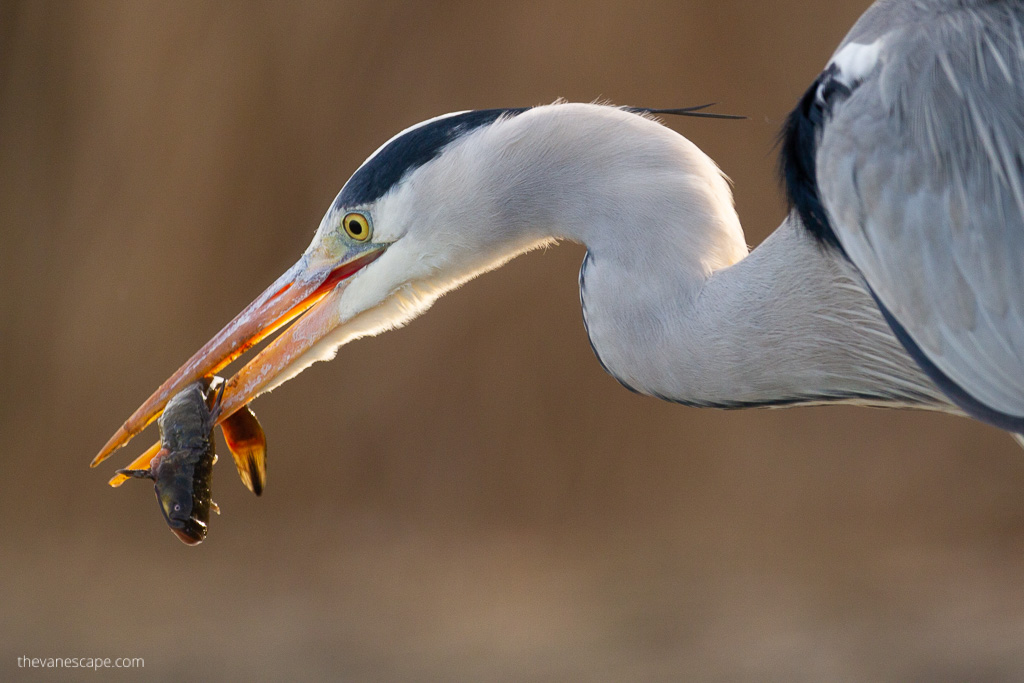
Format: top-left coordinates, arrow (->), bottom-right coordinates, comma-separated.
342,212 -> 372,242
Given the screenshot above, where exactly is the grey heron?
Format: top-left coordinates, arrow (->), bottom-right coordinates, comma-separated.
94,0 -> 1024,470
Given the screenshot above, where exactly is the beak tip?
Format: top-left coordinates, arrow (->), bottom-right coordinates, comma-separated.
91,428 -> 128,467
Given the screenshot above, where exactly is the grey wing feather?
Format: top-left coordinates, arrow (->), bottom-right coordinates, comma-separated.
817,1 -> 1024,420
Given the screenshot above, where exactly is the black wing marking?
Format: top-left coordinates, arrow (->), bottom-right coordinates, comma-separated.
780,64 -> 853,254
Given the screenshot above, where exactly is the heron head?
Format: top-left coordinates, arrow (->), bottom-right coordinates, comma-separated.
92,108 -> 557,466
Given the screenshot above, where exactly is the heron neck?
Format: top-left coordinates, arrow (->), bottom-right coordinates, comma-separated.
576,215 -> 947,408
417,104 -> 944,408
457,105 -> 945,407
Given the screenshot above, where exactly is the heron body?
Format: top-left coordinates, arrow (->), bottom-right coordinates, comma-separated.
94,0 -> 1024,468
784,0 -> 1024,432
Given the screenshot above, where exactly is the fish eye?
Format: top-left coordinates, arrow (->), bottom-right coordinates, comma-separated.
173,504 -> 181,512
342,212 -> 372,242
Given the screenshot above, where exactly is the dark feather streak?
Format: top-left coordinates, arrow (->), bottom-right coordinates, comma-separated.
779,64 -> 850,254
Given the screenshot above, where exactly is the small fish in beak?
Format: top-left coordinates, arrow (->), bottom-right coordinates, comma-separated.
116,377 -> 268,545
118,379 -> 222,545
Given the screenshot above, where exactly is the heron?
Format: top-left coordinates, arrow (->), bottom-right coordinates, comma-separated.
93,0 -> 1024,473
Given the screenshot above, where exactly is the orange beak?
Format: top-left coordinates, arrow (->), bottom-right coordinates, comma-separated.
92,245 -> 384,468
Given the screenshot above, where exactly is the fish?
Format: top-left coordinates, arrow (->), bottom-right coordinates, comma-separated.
117,378 -> 223,545
113,376 -> 268,545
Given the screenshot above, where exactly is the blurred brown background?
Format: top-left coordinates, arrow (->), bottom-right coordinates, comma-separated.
3,1 -> 1024,680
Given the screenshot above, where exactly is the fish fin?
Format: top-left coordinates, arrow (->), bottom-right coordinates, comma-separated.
219,404 -> 267,496
116,468 -> 153,479
108,441 -> 162,487
206,376 -> 226,421
211,500 -> 221,515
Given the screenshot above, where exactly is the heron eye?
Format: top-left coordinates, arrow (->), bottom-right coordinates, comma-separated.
342,212 -> 372,242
